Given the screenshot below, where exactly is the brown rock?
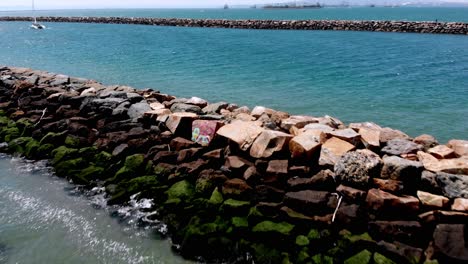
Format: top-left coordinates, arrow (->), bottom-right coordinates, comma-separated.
202,148 -> 223,160
419,210 -> 468,224
234,113 -> 255,121
266,160 -> 288,175
433,224 -> 468,262
288,166 -> 310,177
359,128 -> 381,149
418,151 -> 468,174
379,127 -> 411,144
216,120 -> 263,151
165,112 -> 198,138
176,159 -> 208,176
349,122 -> 383,131
243,166 -> 260,182
327,128 -> 361,145
414,134 -> 438,150
289,130 -> 322,159
428,145 -> 456,159
222,178 -> 253,199
319,137 -> 356,166
285,190 -> 338,214
255,185 -> 285,202
452,198 -> 468,212
336,185 -> 367,202
280,115 -> 317,131
170,137 -> 195,151
153,151 -> 178,164
287,169 -> 335,191
177,148 -> 202,163
249,130 -> 292,159
251,106 -> 275,118
417,191 -> 450,208
149,102 -> 165,110
448,139 -> 468,157
373,178 -> 405,194
224,156 -> 253,174
369,221 -> 422,244
377,240 -> 423,264
366,188 -> 419,215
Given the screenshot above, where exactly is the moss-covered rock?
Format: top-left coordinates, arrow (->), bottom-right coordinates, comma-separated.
37,143 -> 55,159
108,175 -> 160,205
373,252 -> 396,264
65,135 -> 81,148
24,139 -> 40,158
78,147 -> 98,160
54,158 -> 86,177
250,243 -> 282,264
124,154 -> 145,171
232,216 -> 249,229
94,151 -> 113,167
39,131 -> 67,146
109,154 -> 146,183
208,188 -> 224,205
296,247 -> 310,263
167,180 -> 195,201
51,146 -> 78,164
296,235 -> 310,247
311,254 -> 333,264
1,127 -> 20,142
253,221 -> 295,236
7,137 -> 34,154
76,165 -> 105,182
222,199 -> 250,214
344,250 -> 372,264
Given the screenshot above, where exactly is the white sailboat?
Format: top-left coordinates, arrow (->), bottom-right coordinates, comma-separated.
30,0 -> 45,29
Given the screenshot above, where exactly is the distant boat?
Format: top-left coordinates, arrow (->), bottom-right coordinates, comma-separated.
30,0 -> 45,29
224,4 -> 229,9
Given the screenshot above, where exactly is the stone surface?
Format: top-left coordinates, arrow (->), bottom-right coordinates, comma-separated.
202,102 -> 228,114
448,139 -> 468,157
436,172 -> 468,198
216,121 -> 263,151
380,156 -> 423,183
366,188 -> 419,215
222,178 -> 253,199
336,185 -> 367,202
369,221 -> 422,244
358,128 -> 380,149
224,156 -> 253,173
165,112 -> 198,137
327,128 -> 361,145
428,145 -> 456,159
452,198 -> 468,212
169,137 -> 195,151
413,134 -> 438,150
191,120 -> 222,146
433,224 -> 468,262
285,190 -> 337,214
372,178 -> 404,194
417,191 -> 450,208
335,149 -> 382,189
251,106 -> 275,118
418,151 -> 468,175
280,115 -> 317,131
289,130 -> 322,159
287,169 -> 335,191
381,138 -> 423,156
266,160 -> 288,176
170,103 -> 202,114
379,127 -> 410,144
249,130 -> 292,159
319,137 -> 356,166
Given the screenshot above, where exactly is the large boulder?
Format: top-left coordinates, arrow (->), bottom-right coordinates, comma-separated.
428,145 -> 456,159
380,156 -> 423,184
327,128 -> 361,145
381,139 -> 423,156
165,112 -> 198,138
366,188 -> 419,215
319,137 -> 356,166
418,151 -> 468,175
127,102 -> 151,120
358,128 -> 381,149
284,190 -> 338,215
416,191 -> 449,209
216,120 -> 263,151
413,134 -> 438,150
280,115 -> 317,131
436,172 -> 468,198
170,103 -> 202,114
289,130 -> 322,159
335,149 -> 382,189
433,224 -> 468,262
447,139 -> 468,157
249,130 -> 292,159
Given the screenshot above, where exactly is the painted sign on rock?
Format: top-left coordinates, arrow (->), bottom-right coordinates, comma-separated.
192,120 -> 223,146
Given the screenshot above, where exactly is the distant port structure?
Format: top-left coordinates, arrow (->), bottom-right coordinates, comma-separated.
263,1 -> 322,9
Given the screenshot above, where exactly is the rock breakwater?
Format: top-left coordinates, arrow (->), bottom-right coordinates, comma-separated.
1,16 -> 467,35
1,66 -> 468,263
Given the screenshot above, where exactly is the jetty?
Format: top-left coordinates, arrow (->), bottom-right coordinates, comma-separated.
0,66 -> 467,263
0,16 -> 467,35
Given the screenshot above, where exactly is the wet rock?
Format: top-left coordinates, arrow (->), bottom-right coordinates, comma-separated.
428,145 -> 456,159
414,134 -> 438,150
170,103 -> 202,114
289,130 -> 322,159
319,137 -> 356,166
433,224 -> 468,262
380,156 -> 423,184
372,178 -> 405,194
195,169 -> 228,197
127,102 -> 151,120
366,188 -> 419,215
249,130 -> 292,159
381,138 -> 423,156
447,139 -> 468,157
216,121 -> 263,151
335,149 -> 382,189
436,172 -> 468,198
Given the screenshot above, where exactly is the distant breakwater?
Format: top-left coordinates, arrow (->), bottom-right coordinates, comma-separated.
1,16 -> 468,34
1,66 -> 468,263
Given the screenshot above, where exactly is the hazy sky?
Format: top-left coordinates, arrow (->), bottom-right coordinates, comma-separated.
1,0 -> 467,10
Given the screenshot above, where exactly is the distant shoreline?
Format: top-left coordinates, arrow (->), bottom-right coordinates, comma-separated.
0,16 -> 467,35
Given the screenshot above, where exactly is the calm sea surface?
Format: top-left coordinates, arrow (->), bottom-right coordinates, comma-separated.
0,8 -> 467,263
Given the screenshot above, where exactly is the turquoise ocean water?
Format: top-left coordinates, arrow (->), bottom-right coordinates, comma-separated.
0,7 -> 467,264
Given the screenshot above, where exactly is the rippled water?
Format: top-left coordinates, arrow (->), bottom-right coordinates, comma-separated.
0,19 -> 467,142
0,155 -> 191,264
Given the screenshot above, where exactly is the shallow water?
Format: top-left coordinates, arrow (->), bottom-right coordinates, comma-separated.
0,155 -> 191,264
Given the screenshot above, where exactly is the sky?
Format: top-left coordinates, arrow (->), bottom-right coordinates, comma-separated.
1,0 -> 467,10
